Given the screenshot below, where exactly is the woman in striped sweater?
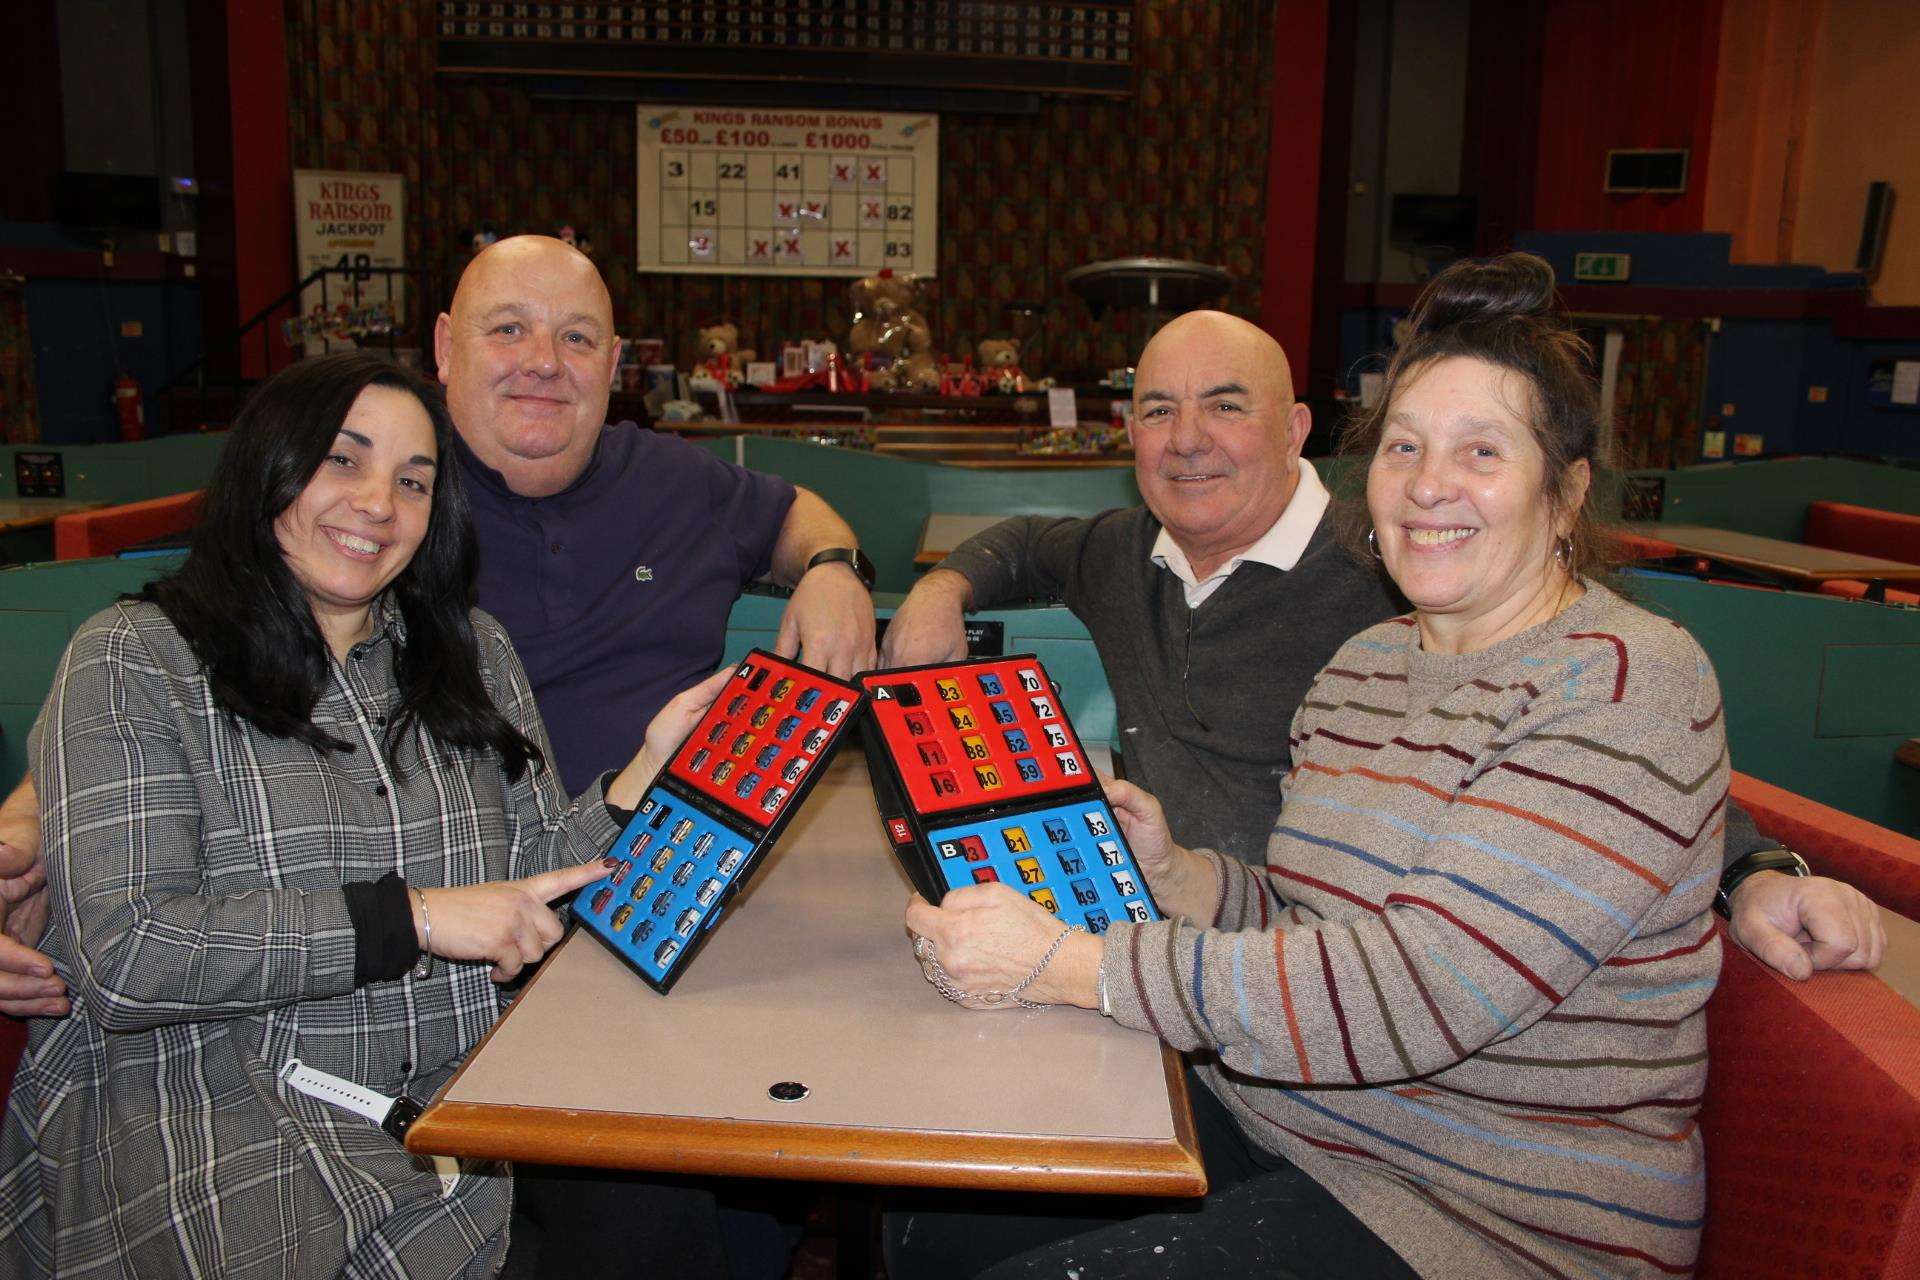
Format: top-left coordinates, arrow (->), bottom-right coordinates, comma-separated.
904,252 -> 1726,1279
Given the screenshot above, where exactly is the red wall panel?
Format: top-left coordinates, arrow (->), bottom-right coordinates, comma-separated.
1531,0 -> 1724,233
1260,0 -> 1330,381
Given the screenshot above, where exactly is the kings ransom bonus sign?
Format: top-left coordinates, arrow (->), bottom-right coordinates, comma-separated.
636,104 -> 938,277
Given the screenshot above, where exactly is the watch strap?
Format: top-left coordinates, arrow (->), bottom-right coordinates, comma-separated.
1713,847 -> 1809,919
281,1058 -> 397,1127
805,546 -> 875,590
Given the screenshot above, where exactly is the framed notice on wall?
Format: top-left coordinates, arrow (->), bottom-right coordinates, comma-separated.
636,105 -> 937,277
292,170 -> 406,352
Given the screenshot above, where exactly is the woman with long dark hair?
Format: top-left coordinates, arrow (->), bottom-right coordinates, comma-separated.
0,351 -> 727,1278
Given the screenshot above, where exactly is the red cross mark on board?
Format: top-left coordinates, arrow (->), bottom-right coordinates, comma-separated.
775,237 -> 800,258
750,239 -> 770,259
866,163 -> 883,182
689,235 -> 712,255
833,163 -> 851,182
805,200 -> 824,218
864,201 -> 881,220
833,239 -> 852,260
777,201 -> 795,219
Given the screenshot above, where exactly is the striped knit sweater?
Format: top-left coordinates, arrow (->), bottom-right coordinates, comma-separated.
1099,582 -> 1727,1280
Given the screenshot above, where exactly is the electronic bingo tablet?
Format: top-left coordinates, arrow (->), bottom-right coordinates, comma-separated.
572,650 -> 866,992
857,654 -> 1160,935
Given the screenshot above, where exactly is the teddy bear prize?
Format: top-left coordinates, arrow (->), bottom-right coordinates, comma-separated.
675,270 -> 1050,403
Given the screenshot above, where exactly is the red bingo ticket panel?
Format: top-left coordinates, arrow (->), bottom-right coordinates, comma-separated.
858,655 -> 1160,934
572,650 -> 866,992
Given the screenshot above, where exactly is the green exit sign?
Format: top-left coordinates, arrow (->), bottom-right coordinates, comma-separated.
1574,252 -> 1632,282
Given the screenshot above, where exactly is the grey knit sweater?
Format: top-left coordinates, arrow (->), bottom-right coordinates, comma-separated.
1100,583 -> 1726,1278
938,506 -> 1404,856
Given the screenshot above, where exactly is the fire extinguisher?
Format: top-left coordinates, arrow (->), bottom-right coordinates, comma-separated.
113,373 -> 146,442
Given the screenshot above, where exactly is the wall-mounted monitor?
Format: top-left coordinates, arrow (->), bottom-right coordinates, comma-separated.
55,172 -> 162,231
1604,149 -> 1689,195
1388,194 -> 1478,255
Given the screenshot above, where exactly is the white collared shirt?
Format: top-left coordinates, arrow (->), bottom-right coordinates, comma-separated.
1150,458 -> 1330,608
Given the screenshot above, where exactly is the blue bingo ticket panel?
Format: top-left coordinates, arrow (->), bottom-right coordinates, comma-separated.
573,651 -> 866,993
857,656 -> 1160,934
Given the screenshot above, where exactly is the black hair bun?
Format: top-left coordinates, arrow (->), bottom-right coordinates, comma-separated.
1409,252 -> 1558,334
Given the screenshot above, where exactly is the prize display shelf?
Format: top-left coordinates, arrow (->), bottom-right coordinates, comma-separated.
613,389 -> 1134,469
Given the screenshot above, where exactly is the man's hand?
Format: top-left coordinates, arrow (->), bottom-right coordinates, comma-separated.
1729,870 -> 1886,981
774,562 -> 877,680
877,569 -> 971,668
0,777 -> 64,1017
608,667 -> 737,810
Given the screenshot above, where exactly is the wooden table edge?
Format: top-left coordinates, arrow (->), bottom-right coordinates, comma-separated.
406,1094 -> 1206,1196
408,934 -> 1206,1197
1625,525 -> 1920,583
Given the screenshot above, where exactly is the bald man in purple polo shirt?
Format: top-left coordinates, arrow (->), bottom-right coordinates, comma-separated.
434,236 -> 876,795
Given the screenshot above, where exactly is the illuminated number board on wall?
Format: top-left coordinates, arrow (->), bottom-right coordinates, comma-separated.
435,5 -> 1138,98
636,104 -> 938,278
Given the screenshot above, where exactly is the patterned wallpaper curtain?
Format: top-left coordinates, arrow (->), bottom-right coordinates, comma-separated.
0,280 -> 42,445
284,1 -> 1277,378
1609,317 -> 1709,470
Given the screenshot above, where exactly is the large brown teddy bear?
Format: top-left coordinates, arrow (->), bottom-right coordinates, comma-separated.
847,271 -> 938,392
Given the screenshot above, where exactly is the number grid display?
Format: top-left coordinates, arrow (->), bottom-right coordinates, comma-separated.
859,655 -> 1161,933
638,104 -> 937,277
573,650 -> 868,992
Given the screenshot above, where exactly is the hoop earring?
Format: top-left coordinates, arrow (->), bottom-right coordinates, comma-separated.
1554,535 -> 1573,567
1367,529 -> 1384,560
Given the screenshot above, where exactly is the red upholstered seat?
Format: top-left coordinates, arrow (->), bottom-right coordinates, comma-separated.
1699,934 -> 1920,1278
53,490 -> 202,561
1697,773 -> 1920,1278
1816,578 -> 1920,606
1805,501 -> 1920,567
1611,528 -> 1680,561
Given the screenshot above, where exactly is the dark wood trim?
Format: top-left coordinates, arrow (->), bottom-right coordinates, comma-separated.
1843,306 -> 1920,342
186,0 -> 239,384
1463,0 -> 1544,257
0,0 -> 63,224
1341,282 -> 1920,340
1305,0 -> 1358,404
0,247 -> 191,284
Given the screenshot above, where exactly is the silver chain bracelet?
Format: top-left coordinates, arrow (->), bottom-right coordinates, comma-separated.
410,887 -> 434,981
915,924 -> 1082,1011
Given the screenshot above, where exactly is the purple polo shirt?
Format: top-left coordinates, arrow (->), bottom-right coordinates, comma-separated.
457,422 -> 796,796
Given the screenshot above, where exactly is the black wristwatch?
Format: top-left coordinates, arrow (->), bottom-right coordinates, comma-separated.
1713,847 -> 1809,919
805,546 -> 876,591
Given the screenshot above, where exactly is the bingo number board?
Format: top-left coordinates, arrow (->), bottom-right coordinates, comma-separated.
858,655 -> 1160,935
636,103 -> 938,277
572,651 -> 866,993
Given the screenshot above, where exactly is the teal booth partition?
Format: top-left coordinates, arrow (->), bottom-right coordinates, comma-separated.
0,436 -> 1915,836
